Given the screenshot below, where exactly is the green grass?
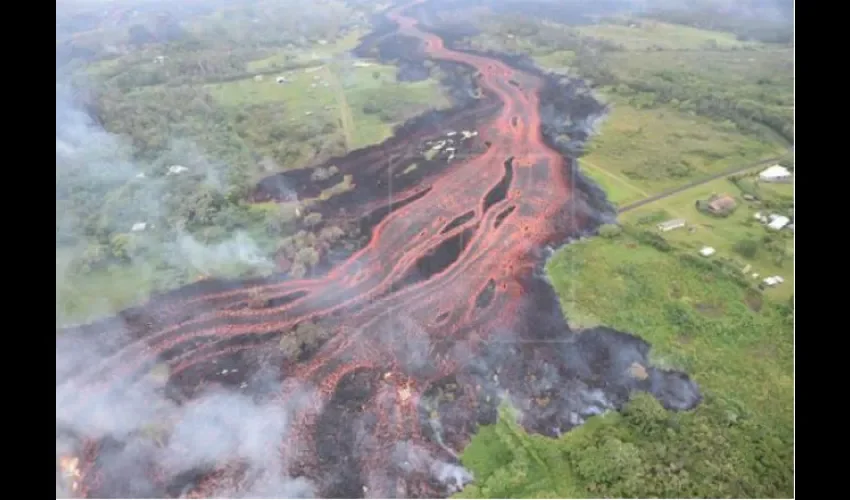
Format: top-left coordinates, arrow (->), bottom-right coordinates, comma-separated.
581,98 -> 783,199
547,236 -> 792,422
206,70 -> 337,111
577,157 -> 649,207
57,247 -> 158,326
576,20 -> 753,51
246,29 -> 368,71
532,49 -> 576,71
457,235 -> 793,498
621,176 -> 793,301
207,60 -> 448,151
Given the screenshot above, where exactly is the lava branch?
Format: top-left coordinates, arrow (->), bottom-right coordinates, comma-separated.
58,0 -> 643,497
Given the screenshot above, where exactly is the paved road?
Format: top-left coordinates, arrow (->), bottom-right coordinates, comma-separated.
617,156 -> 787,214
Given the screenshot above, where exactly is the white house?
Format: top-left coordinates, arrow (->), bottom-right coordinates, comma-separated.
699,246 -> 716,257
768,215 -> 790,230
758,165 -> 792,183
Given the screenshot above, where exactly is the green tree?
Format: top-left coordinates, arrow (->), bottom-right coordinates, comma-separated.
733,238 -> 759,259
598,223 -> 622,238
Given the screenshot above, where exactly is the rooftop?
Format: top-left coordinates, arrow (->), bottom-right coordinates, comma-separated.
760,165 -> 791,178
767,215 -> 790,230
708,194 -> 737,212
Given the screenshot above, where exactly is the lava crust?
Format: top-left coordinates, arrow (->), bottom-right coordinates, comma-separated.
56,1 -> 701,498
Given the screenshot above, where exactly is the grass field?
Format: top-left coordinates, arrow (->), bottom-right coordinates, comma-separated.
246,29 -> 368,71
576,20 -> 754,51
546,236 -> 792,432
579,98 -> 783,205
57,247 -> 158,325
621,176 -> 794,301
207,60 -> 449,151
455,234 -> 793,498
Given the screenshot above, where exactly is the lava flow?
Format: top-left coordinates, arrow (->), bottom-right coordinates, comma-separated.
56,1 -> 701,498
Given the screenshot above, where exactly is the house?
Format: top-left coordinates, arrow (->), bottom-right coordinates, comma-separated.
699,246 -> 716,257
706,194 -> 737,215
768,215 -> 790,230
758,165 -> 792,183
657,219 -> 686,232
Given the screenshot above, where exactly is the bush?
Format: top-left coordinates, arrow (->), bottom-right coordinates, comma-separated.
733,238 -> 759,259
633,230 -> 672,252
598,224 -> 622,238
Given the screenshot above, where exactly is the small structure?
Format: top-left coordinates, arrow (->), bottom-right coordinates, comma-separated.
699,246 -> 716,257
657,219 -> 686,232
759,165 -> 792,183
275,76 -> 289,84
767,215 -> 790,230
763,275 -> 785,287
131,222 -> 148,232
705,194 -> 737,216
255,75 -> 264,82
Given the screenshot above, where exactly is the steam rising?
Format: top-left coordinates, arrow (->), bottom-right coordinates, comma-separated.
56,56 -> 299,499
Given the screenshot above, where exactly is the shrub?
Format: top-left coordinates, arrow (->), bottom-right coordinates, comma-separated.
598,224 -> 622,238
733,238 -> 759,259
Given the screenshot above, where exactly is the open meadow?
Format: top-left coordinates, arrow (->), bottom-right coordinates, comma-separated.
455,6 -> 793,498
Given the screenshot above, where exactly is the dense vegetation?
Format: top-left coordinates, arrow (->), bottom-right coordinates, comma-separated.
462,10 -> 793,147
56,0 -> 448,324
458,233 -> 793,498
